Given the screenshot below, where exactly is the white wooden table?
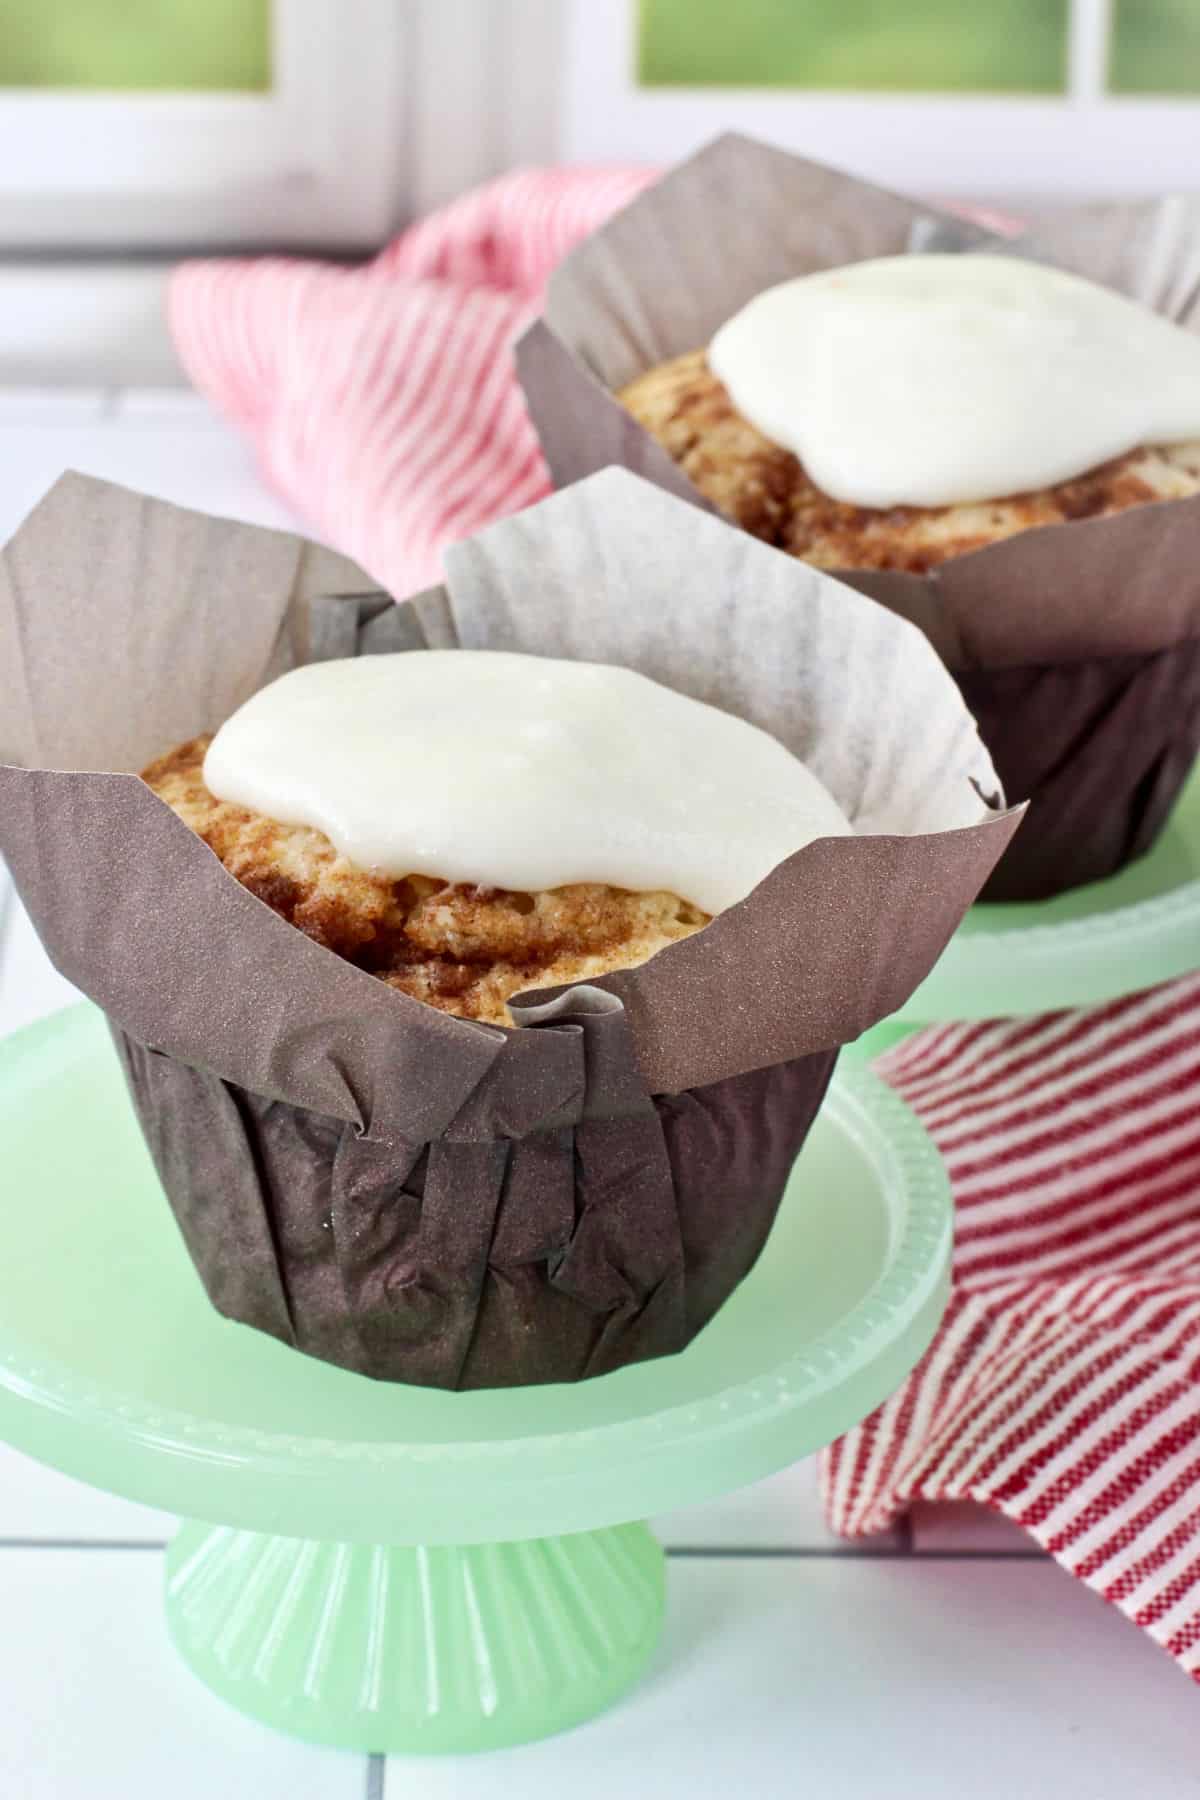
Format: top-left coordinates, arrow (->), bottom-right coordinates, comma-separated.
1,391 -> 1198,1797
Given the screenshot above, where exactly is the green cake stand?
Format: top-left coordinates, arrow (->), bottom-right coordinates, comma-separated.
895,762 -> 1200,1027
0,1005 -> 950,1756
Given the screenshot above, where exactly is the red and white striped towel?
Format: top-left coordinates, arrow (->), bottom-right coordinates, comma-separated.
824,974 -> 1200,1681
170,169 -> 1200,1684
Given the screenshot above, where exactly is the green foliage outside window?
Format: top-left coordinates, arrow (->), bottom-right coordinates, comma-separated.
0,0 -> 270,91
1108,0 -> 1200,95
638,0 -> 1069,94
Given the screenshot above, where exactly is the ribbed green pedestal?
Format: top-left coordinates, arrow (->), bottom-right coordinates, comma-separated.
0,1006 -> 951,1755
166,1522 -> 665,1753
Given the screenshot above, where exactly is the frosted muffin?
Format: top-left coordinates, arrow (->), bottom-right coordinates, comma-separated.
620,349 -> 1200,575
517,143 -> 1200,903
142,648 -> 852,1027
0,466 -> 1019,1390
618,255 -> 1200,575
143,734 -> 711,1024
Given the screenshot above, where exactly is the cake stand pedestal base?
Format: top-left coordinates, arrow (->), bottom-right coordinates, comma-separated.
165,1520 -> 665,1754
0,1007 -> 952,1759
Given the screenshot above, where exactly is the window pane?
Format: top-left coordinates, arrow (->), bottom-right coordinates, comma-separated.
0,0 -> 270,91
638,0 -> 1068,94
1109,0 -> 1200,95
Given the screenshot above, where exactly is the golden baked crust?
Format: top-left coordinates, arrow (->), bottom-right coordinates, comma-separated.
618,348 -> 1200,573
142,737 -> 709,1027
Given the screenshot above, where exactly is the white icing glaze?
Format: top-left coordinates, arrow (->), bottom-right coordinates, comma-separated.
203,651 -> 852,915
708,253 -> 1200,509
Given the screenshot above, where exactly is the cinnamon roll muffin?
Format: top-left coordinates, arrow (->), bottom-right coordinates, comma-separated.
619,346 -> 1200,575
142,735 -> 710,1027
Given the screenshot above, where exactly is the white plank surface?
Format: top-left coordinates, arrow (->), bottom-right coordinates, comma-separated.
384,1556 -> 1200,1799
0,1550 -> 364,1800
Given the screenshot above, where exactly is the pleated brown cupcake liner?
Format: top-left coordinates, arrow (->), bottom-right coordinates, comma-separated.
111,1017 -> 837,1390
0,470 -> 1019,1389
515,130 -> 1200,903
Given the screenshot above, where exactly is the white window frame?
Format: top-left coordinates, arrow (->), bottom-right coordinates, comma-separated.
564,0 -> 1200,204
0,0 -> 406,251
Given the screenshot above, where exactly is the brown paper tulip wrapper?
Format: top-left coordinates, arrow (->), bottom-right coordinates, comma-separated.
516,132 -> 1200,902
0,470 -> 1019,1390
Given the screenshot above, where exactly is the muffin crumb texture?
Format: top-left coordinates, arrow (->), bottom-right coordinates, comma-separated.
142,737 -> 709,1026
618,348 -> 1200,572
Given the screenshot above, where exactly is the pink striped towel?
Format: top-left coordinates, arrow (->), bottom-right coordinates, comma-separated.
170,168 -> 1200,1684
170,166 -> 653,595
